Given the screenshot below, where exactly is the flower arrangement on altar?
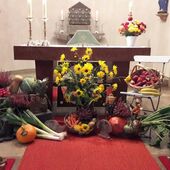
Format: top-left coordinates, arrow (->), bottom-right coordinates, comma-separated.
53,47 -> 119,135
53,47 -> 118,108
118,12 -> 146,37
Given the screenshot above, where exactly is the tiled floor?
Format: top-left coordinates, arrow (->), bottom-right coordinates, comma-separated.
0,85 -> 170,170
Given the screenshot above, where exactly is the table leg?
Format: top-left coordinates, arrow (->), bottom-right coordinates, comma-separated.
35,60 -> 53,104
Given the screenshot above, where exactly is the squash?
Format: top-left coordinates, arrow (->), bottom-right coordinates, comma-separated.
19,77 -> 36,94
16,124 -> 37,144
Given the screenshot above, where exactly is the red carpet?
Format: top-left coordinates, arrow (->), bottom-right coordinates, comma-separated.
5,159 -> 15,170
159,156 -> 170,170
19,136 -> 160,170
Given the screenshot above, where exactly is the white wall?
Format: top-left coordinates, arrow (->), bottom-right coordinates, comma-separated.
0,0 -> 170,76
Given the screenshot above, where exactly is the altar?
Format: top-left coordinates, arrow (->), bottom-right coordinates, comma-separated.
13,45 -> 151,104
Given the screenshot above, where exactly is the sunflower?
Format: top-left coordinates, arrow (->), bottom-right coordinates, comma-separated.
61,66 -> 68,75
98,60 -> 105,66
74,64 -> 82,75
85,48 -> 93,56
98,84 -> 105,93
112,83 -> 118,91
55,76 -> 61,84
80,78 -> 86,85
108,71 -> 114,79
60,54 -> 65,62
82,63 -> 93,76
71,47 -> 78,52
113,65 -> 118,75
82,54 -> 90,61
63,62 -> 69,68
97,71 -> 105,78
75,89 -> 84,97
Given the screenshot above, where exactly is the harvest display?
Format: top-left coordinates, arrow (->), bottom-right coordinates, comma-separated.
0,54 -> 169,147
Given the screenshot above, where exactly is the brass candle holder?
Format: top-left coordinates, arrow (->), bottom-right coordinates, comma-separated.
26,17 -> 34,46
42,17 -> 50,46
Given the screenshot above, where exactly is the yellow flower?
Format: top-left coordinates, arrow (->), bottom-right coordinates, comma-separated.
53,69 -> 58,75
55,72 -> 62,79
82,63 -> 93,76
76,89 -> 83,96
71,47 -> 78,52
98,84 -> 105,92
98,60 -> 105,66
60,54 -> 65,62
82,54 -> 90,61
97,71 -> 105,78
104,66 -> 109,74
124,75 -> 131,83
113,65 -> 118,75
85,48 -> 93,56
63,62 -> 69,68
108,71 -> 114,78
93,87 -> 100,94
55,77 -> 60,84
74,64 -> 82,74
61,66 -> 68,75
112,83 -> 118,91
80,78 -> 86,85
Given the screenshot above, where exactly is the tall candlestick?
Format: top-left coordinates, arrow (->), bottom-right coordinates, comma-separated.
61,10 -> 64,20
129,0 -> 133,12
42,0 -> 47,18
95,10 -> 99,21
27,0 -> 32,18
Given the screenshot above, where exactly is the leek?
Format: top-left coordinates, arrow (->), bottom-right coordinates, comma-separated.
4,107 -> 67,141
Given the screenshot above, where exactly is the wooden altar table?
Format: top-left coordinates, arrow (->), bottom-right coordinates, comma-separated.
13,45 -> 151,104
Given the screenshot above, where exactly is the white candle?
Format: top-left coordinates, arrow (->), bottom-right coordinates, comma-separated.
129,0 -> 133,12
42,0 -> 47,18
61,10 -> 64,20
95,10 -> 99,21
27,0 -> 32,18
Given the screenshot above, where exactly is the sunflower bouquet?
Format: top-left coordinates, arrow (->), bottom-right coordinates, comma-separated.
53,47 -> 118,135
54,47 -> 118,108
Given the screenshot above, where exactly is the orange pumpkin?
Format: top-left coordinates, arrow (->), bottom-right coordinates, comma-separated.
16,124 -> 37,144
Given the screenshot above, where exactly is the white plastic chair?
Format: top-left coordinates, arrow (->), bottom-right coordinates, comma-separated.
121,55 -> 170,112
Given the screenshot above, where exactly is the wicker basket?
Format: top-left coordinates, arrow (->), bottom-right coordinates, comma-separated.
64,112 -> 96,136
128,64 -> 162,90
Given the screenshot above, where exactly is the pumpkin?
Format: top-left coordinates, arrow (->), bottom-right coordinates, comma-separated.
16,124 -> 37,143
